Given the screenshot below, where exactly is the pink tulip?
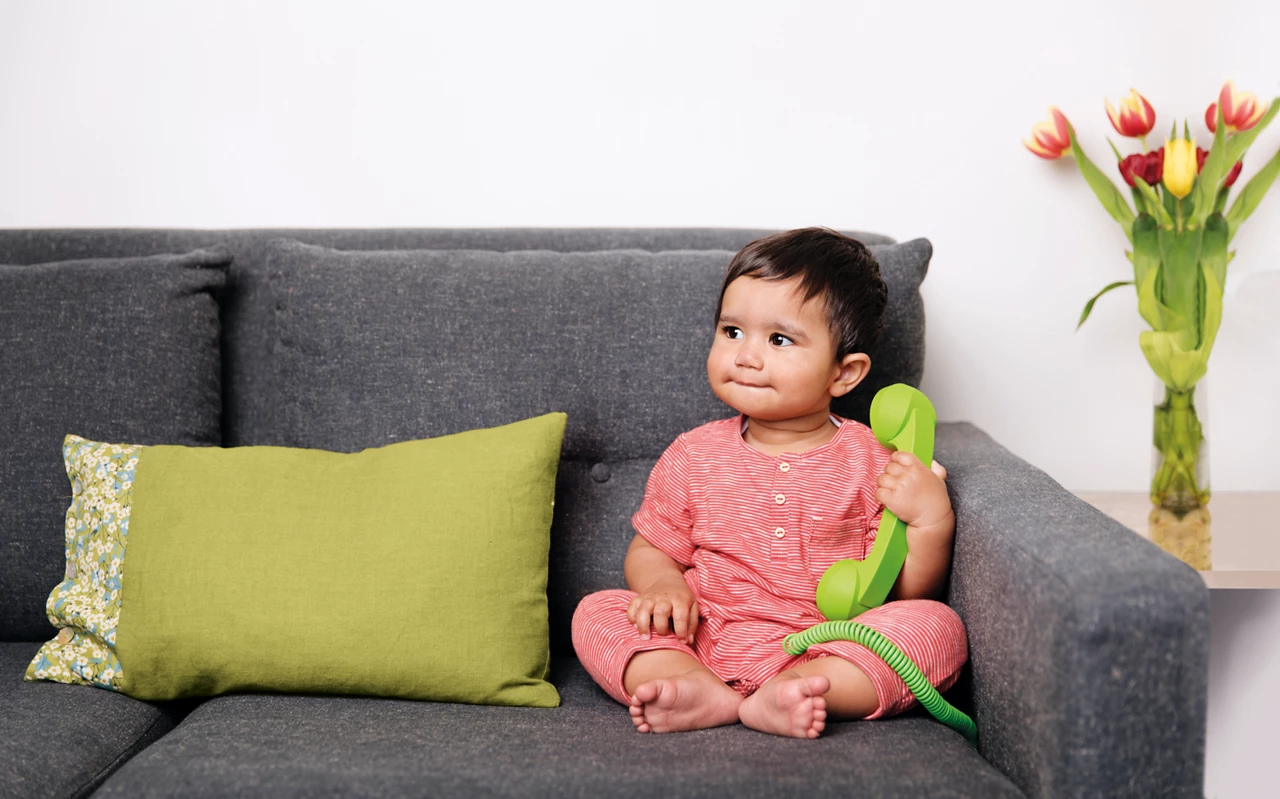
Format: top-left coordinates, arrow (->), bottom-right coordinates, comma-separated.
1205,80 -> 1268,133
1106,89 -> 1157,138
1024,107 -> 1072,159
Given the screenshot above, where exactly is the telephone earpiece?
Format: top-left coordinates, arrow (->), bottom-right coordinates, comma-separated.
815,383 -> 937,621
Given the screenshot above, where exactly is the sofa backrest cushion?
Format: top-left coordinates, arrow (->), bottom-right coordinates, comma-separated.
0,248 -> 230,641
0,229 -> 897,449
259,237 -> 931,653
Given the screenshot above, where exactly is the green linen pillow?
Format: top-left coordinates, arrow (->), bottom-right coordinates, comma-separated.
24,412 -> 566,708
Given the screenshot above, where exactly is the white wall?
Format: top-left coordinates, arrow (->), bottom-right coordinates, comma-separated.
1,0 -> 1276,492
2,0 -> 1277,492
2,3 -> 1277,793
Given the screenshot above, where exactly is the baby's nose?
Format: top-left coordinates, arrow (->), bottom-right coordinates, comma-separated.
734,347 -> 762,368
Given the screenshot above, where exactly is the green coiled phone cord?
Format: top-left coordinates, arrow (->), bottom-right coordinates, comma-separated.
783,621 -> 978,747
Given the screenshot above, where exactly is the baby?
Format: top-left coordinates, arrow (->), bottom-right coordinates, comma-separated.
571,227 -> 968,739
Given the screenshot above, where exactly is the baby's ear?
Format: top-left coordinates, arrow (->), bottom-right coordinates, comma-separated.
830,353 -> 870,397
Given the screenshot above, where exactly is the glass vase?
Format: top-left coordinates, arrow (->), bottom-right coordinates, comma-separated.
1148,378 -> 1211,569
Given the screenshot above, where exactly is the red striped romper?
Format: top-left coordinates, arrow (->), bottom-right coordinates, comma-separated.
571,412 -> 969,719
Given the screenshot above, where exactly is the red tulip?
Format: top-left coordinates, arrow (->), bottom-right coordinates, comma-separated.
1118,148 -> 1163,187
1195,147 -> 1243,187
1106,89 -> 1157,138
1205,80 -> 1268,133
1024,107 -> 1072,159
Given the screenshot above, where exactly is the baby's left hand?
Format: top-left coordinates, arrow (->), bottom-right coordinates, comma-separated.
876,452 -> 951,530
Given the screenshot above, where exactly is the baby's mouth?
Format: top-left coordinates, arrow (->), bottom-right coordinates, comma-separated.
733,380 -> 769,389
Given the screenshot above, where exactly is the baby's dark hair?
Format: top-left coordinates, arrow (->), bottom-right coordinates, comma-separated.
715,227 -> 888,361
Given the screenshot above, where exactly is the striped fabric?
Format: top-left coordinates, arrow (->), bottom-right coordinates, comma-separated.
571,413 -> 968,719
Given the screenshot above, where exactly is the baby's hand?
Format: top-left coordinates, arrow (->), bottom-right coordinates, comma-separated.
627,574 -> 699,645
876,452 -> 951,531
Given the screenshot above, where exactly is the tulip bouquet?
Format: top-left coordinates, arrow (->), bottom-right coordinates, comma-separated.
1026,82 -> 1280,519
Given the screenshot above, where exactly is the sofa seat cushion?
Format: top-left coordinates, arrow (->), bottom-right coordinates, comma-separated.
92,657 -> 1022,798
0,642 -> 196,799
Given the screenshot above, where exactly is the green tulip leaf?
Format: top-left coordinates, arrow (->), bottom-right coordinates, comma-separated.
1077,280 -> 1134,330
1193,104 -> 1230,228
1214,187 -> 1231,214
1158,225 -> 1204,341
1138,264 -> 1223,392
1201,214 -> 1230,305
1069,124 -> 1135,241
1136,260 -> 1192,336
1131,214 -> 1161,291
1226,143 -> 1280,242
1133,177 -> 1174,228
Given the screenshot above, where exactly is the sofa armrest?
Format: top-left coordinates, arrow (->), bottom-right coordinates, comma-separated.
936,422 -> 1208,799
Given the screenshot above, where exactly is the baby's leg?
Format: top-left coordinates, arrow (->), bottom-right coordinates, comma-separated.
572,589 -> 741,733
739,598 -> 968,738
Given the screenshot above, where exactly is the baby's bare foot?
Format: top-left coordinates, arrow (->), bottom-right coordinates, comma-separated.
738,672 -> 830,739
628,671 -> 743,733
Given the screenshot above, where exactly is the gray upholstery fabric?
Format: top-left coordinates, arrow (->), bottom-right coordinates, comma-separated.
92,656 -> 1023,799
0,248 -> 229,642
0,228 -> 896,450
260,237 -> 928,458
0,642 -> 197,798
936,422 -> 1209,798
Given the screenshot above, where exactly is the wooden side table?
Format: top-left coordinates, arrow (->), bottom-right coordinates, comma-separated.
1072,491 -> 1280,588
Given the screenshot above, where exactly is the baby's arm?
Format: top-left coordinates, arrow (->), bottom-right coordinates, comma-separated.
875,454 -> 955,601
624,534 -> 699,645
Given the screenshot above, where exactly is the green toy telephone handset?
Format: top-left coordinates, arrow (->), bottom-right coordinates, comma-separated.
782,383 -> 978,747
815,382 -> 936,621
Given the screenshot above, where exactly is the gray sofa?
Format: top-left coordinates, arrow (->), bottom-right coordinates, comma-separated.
0,228 -> 1208,798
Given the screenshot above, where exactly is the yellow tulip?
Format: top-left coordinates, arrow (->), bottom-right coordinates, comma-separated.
1162,139 -> 1197,199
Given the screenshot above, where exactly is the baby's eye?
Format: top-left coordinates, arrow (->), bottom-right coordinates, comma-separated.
721,325 -> 743,340
770,333 -> 794,347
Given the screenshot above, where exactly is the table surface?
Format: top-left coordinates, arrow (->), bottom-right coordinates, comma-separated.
1073,491 -> 1280,589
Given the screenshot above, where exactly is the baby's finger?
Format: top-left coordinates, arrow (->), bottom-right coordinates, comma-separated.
627,596 -> 639,626
671,602 -> 689,640
652,600 -> 672,636
892,451 -> 921,468
637,599 -> 653,637
687,601 -> 700,644
931,460 -> 947,480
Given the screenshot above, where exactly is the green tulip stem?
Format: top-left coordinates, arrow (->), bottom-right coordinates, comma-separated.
1151,384 -> 1210,515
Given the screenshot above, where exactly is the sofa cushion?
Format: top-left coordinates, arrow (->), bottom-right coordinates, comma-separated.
0,247 -> 230,642
0,228 -> 897,450
261,237 -> 929,459
27,414 -> 565,708
0,641 -> 195,799
91,656 -> 1021,799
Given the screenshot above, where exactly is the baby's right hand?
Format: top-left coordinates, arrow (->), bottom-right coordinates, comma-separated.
627,574 -> 699,645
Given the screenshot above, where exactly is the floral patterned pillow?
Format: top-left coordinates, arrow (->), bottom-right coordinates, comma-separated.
25,435 -> 145,690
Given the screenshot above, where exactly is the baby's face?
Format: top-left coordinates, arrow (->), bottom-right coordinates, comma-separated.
708,276 -> 844,421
